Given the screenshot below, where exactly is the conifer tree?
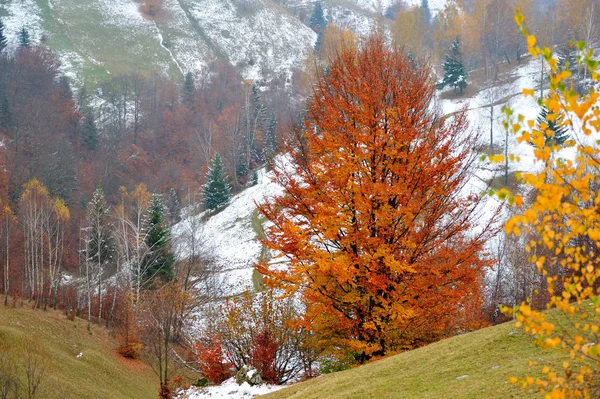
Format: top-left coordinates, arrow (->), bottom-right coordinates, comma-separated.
0,94 -> 11,129
264,113 -> 278,162
437,38 -> 468,94
421,0 -> 431,25
82,108 -> 98,151
142,194 -> 175,287
203,153 -> 231,210
58,76 -> 73,101
85,188 -> 115,321
182,72 -> 195,108
0,20 -> 8,53
534,106 -> 570,147
309,2 -> 327,52
18,27 -> 30,48
86,188 -> 115,268
165,187 -> 181,226
309,2 -> 327,33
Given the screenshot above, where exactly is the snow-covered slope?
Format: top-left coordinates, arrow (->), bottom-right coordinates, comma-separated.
173,167 -> 283,296
173,54 -> 550,300
0,0 -> 448,85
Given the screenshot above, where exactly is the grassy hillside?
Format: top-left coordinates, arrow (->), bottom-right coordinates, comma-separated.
261,319 -> 565,399
0,305 -> 159,399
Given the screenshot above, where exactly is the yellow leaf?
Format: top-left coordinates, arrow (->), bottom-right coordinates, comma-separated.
523,88 -> 535,97
527,35 -> 536,48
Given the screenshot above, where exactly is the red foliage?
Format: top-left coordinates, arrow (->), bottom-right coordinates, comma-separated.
195,338 -> 232,384
249,330 -> 279,384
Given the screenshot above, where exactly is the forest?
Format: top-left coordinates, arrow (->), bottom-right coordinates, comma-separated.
1,0 -> 600,398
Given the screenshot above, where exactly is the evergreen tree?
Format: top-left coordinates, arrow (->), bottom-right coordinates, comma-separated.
0,20 -> 8,53
437,38 -> 468,94
78,84 -> 90,110
18,27 -> 30,48
204,153 -> 231,210
182,72 -> 195,108
310,2 -> 327,52
249,84 -> 267,162
84,188 -> 115,322
165,187 -> 181,226
264,113 -> 278,162
421,0 -> 431,26
82,107 -> 98,151
534,106 -> 570,147
58,76 -> 73,101
309,2 -> 327,33
0,94 -> 11,129
142,194 -> 175,287
85,188 -> 115,273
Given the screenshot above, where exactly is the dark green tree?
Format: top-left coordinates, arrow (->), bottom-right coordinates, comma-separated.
86,188 -> 115,267
0,20 -> 8,52
309,2 -> 327,33
85,188 -> 116,320
58,76 -> 73,101
0,94 -> 11,129
264,113 -> 278,162
310,2 -> 327,52
535,106 -> 570,147
165,187 -> 181,226
18,27 -> 30,48
81,107 -> 98,151
421,0 -> 431,25
204,153 -> 231,210
142,194 -> 175,287
437,38 -> 467,94
182,72 -> 195,108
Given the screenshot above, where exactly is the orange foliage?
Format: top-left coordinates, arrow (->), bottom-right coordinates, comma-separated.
195,338 -> 233,384
257,35 -> 496,363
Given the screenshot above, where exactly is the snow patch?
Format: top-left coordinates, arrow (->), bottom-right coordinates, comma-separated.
177,378 -> 284,399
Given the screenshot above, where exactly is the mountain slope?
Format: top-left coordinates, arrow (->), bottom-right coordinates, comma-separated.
259,318 -> 564,399
0,305 -> 158,399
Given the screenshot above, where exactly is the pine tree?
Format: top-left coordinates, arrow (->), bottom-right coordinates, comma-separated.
18,27 -> 30,48
182,72 -> 195,108
86,188 -> 115,268
421,0 -> 431,26
437,38 -> 468,94
165,187 -> 181,226
250,84 -> 267,162
203,153 -> 231,210
142,194 -> 175,287
535,106 -> 570,147
0,20 -> 8,53
85,188 -> 116,321
0,94 -> 11,129
78,84 -> 90,110
82,107 -> 98,151
58,76 -> 73,101
309,2 -> 327,34
264,113 -> 278,162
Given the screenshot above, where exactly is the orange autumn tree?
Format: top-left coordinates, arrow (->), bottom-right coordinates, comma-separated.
498,9 -> 600,399
257,34 -> 496,363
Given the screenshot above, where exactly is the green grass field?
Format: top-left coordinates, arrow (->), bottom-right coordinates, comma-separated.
260,319 -> 565,399
0,304 -> 159,399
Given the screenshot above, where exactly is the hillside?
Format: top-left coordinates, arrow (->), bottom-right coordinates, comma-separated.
258,319 -> 564,399
1,0 -> 447,86
0,305 -> 158,399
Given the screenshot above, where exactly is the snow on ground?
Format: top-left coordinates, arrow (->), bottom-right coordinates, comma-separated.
173,167 -> 284,296
185,0 -> 316,82
1,0 -> 43,52
173,56 -> 554,300
178,378 -> 284,399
